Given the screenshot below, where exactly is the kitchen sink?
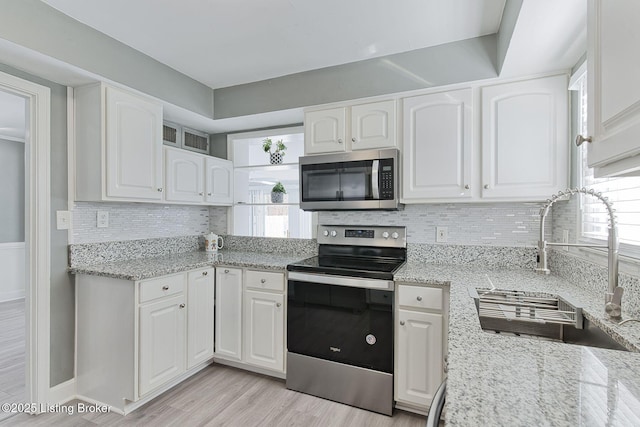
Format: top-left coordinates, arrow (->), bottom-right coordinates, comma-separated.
470,287 -> 629,352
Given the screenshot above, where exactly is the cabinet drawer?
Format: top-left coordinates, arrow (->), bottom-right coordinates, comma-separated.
139,273 -> 185,303
245,270 -> 285,292
398,285 -> 442,311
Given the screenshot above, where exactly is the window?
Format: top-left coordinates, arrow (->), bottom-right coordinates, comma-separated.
229,127 -> 313,239
576,71 -> 640,251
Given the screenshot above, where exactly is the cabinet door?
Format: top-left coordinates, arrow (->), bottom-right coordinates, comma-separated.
105,86 -> 163,200
351,100 -> 396,150
304,107 -> 347,154
139,294 -> 186,396
396,310 -> 443,407
164,147 -> 205,203
481,75 -> 568,200
402,90 -> 473,201
587,0 -> 640,176
205,156 -> 234,205
214,267 -> 243,360
244,290 -> 284,372
187,268 -> 214,369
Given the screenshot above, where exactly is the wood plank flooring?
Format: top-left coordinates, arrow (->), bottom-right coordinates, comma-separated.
3,364 -> 427,426
0,299 -> 25,423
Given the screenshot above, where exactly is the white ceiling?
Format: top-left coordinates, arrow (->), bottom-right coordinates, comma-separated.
43,0 -> 507,89
0,90 -> 26,141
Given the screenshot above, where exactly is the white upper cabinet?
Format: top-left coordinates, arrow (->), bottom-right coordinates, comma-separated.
75,83 -> 164,202
304,107 -> 347,154
165,147 -> 204,203
402,89 -> 473,200
304,100 -> 397,154
481,75 -> 568,200
586,0 -> 640,177
205,156 -> 234,205
350,100 -> 397,150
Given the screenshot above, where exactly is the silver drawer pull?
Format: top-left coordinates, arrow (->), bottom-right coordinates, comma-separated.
417,296 -> 423,301
202,271 -> 208,276
179,303 -> 185,309
400,320 -> 405,326
162,285 -> 169,291
261,278 -> 266,283
224,269 -> 229,273
157,187 -> 163,192
276,303 -> 282,308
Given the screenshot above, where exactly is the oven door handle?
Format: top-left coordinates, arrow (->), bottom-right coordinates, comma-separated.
426,379 -> 446,427
371,159 -> 380,199
287,271 -> 394,290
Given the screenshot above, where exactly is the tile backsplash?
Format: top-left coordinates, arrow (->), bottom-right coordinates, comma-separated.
319,203 -> 545,246
72,202 -> 224,244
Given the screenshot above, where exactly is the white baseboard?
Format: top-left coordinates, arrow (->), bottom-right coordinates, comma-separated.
212,357 -> 286,380
48,378 -> 76,406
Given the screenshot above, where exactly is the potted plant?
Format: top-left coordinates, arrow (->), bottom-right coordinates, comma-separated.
271,181 -> 286,203
262,138 -> 287,164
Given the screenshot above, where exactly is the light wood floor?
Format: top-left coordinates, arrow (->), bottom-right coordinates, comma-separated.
3,364 -> 427,426
0,299 -> 25,423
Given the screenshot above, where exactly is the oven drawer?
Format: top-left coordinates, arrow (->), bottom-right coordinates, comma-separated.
139,273 -> 185,303
246,270 -> 285,292
398,285 -> 442,310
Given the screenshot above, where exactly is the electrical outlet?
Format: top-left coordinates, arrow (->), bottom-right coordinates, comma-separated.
562,229 -> 570,251
436,226 -> 448,243
56,210 -> 70,230
97,211 -> 109,228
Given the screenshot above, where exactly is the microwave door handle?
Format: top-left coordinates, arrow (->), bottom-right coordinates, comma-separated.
371,160 -> 380,199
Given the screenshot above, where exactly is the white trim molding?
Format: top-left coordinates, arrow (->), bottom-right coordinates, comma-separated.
0,70 -> 52,409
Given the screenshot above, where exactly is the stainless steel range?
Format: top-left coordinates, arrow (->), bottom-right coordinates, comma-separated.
286,225 -> 407,416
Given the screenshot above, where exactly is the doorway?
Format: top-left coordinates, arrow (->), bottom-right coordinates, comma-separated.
0,88 -> 26,421
0,70 -> 52,415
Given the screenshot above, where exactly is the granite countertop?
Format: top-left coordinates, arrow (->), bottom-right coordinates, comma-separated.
69,250 -> 304,281
395,262 -> 640,426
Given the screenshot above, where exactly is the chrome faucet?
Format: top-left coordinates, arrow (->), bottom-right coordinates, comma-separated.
535,188 -> 622,319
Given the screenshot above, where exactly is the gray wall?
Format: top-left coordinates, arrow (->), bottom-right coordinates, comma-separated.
0,0 -> 213,118
213,35 -> 498,119
0,63 -> 73,387
496,0 -> 523,73
0,139 -> 25,242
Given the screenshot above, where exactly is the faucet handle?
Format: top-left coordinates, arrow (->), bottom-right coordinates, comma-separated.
605,287 -> 624,319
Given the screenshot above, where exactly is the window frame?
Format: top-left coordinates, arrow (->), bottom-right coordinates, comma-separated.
226,126 -> 316,239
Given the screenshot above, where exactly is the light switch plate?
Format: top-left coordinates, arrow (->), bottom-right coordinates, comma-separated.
97,211 -> 109,228
56,210 -> 71,230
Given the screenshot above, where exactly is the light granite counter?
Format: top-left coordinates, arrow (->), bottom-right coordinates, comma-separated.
69,250 -> 303,281
395,262 -> 640,426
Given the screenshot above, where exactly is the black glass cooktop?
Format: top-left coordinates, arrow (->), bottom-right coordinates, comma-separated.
287,252 -> 406,281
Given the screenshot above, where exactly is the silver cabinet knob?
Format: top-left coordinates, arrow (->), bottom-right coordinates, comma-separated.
157,188 -> 163,192
399,320 -> 405,326
179,303 -> 185,309
199,192 -> 204,196
202,271 -> 208,276
417,296 -> 423,301
484,184 -> 489,189
576,135 -> 593,146
224,269 -> 229,273
338,138 -> 343,144
276,303 -> 282,308
261,278 -> 266,283
351,137 -> 356,142
208,192 -> 212,196
464,184 -> 470,190
162,285 -> 169,291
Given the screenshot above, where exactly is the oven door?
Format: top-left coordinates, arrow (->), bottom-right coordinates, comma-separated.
287,272 -> 394,373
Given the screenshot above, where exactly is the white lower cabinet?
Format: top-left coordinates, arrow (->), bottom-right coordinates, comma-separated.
139,294 -> 186,396
395,284 -> 448,413
244,290 -> 285,371
76,267 -> 215,414
214,267 -> 243,360
213,266 -> 286,376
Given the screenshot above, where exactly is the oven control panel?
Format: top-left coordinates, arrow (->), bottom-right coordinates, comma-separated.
317,225 -> 406,248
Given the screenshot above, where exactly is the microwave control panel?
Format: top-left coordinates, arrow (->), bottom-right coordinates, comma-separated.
380,159 -> 394,199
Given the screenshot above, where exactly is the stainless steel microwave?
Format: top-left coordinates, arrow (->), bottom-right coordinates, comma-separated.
299,148 -> 400,211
